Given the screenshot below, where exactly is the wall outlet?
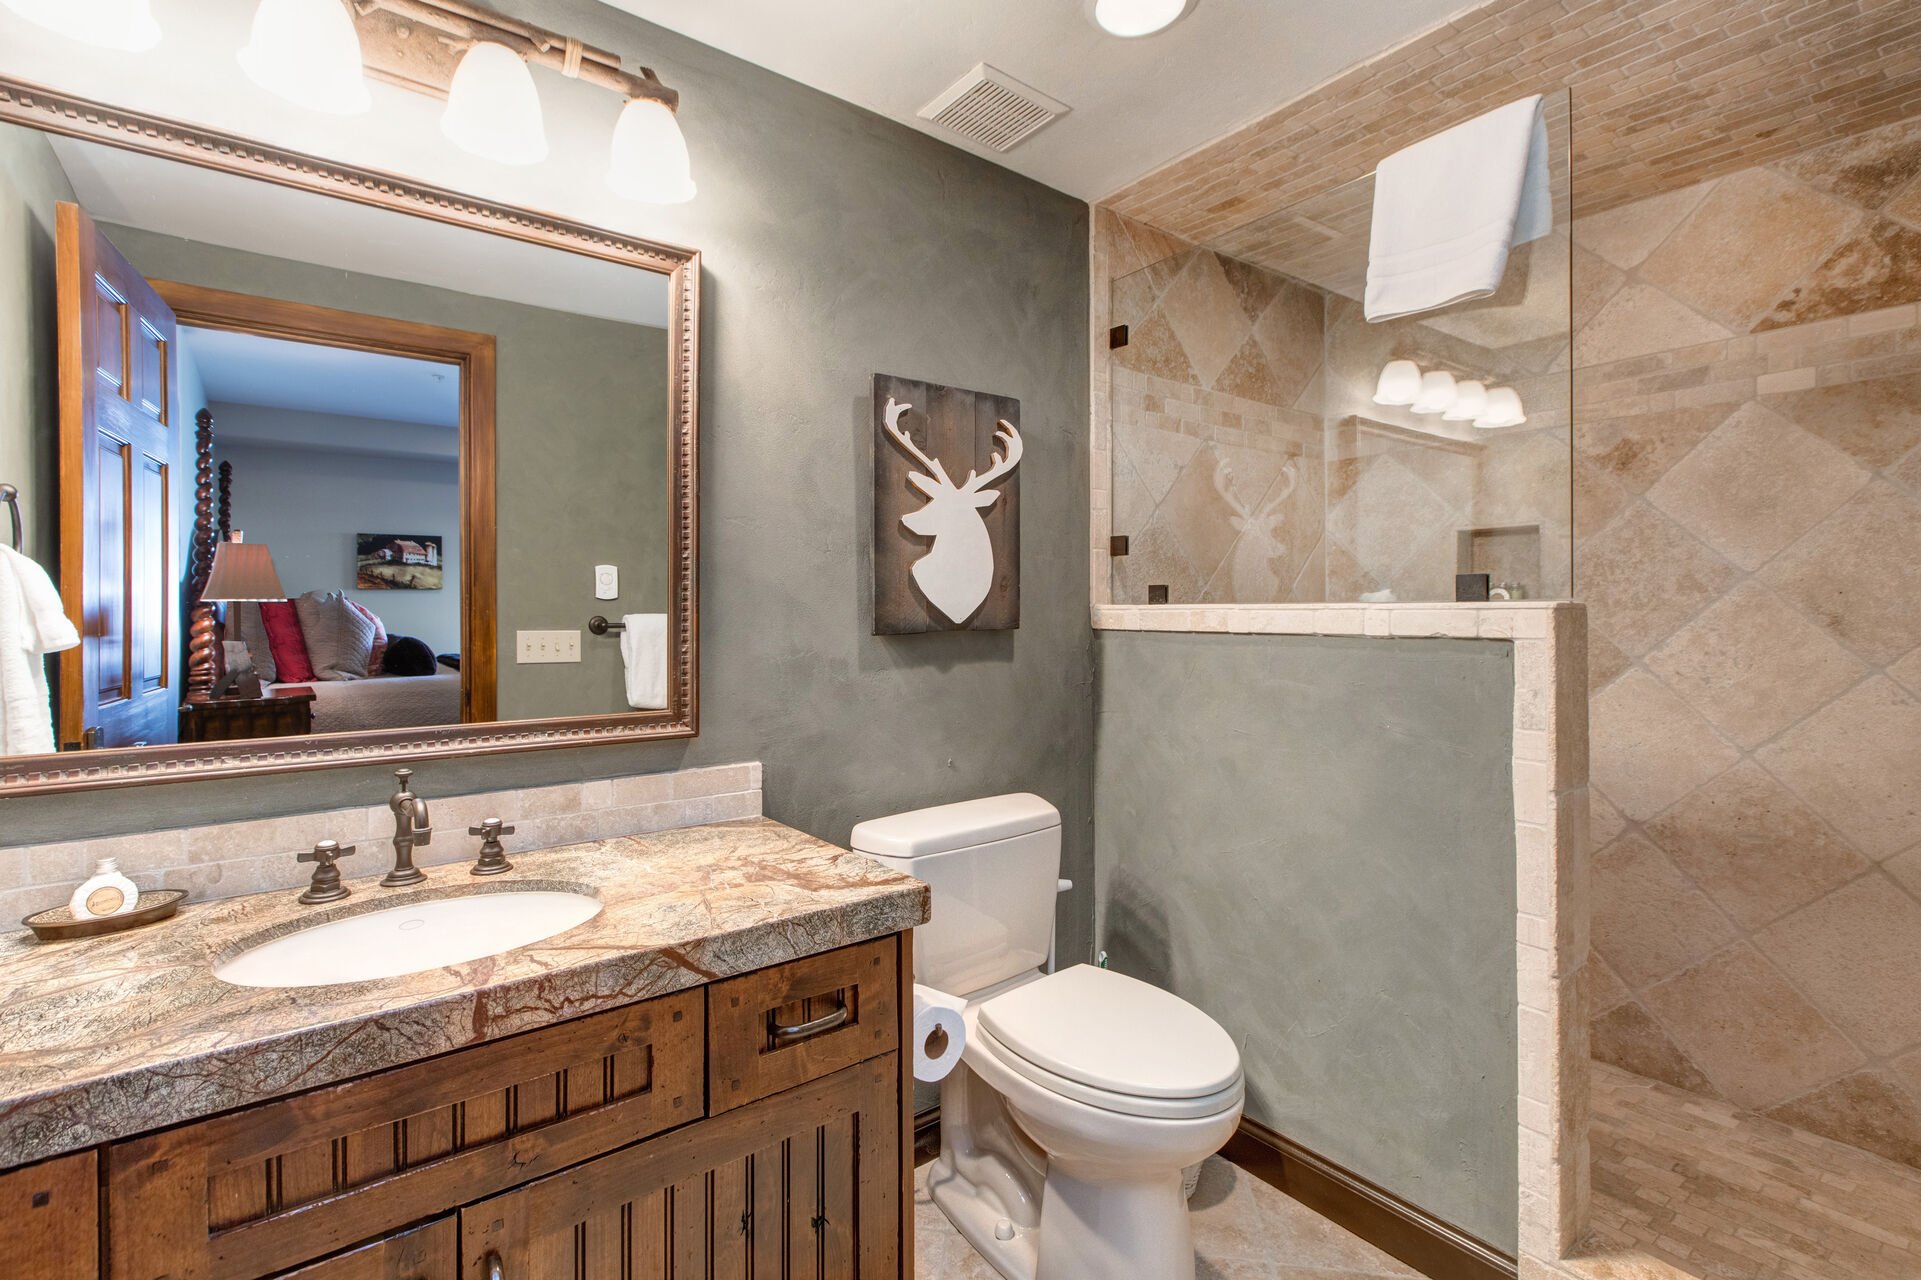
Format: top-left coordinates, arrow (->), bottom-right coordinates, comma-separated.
515,630 -> 581,664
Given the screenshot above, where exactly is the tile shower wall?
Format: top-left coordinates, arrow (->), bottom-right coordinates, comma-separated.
1575,114 -> 1921,1170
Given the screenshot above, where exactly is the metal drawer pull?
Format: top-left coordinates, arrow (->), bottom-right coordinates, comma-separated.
770,1000 -> 849,1046
483,1251 -> 504,1280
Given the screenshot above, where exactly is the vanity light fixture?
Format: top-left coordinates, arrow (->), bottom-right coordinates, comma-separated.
1,0 -> 160,50
1442,379 -> 1488,422
608,95 -> 696,203
441,40 -> 549,165
1411,369 -> 1458,415
238,0 -> 371,116
1474,386 -> 1527,428
1089,0 -> 1196,38
1372,359 -> 1422,406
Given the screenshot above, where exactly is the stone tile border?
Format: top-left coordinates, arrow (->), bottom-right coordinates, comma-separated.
0,762 -> 764,927
1095,600 -> 1592,1271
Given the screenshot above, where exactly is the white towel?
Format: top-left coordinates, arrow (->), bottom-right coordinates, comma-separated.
0,545 -> 80,756
619,613 -> 669,711
1364,95 -> 1551,323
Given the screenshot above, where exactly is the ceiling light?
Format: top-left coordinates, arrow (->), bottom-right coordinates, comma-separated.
238,0 -> 370,116
1411,370 -> 1458,415
1372,360 -> 1422,406
1089,0 -> 1194,37
1442,380 -> 1488,422
608,96 -> 696,203
442,42 -> 548,166
1,0 -> 159,50
1474,387 -> 1527,429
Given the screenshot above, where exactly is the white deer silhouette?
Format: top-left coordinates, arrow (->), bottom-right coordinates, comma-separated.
882,395 -> 1023,623
1213,453 -> 1299,598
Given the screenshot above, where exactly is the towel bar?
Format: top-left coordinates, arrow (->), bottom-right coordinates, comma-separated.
1,484 -> 19,552
587,615 -> 624,635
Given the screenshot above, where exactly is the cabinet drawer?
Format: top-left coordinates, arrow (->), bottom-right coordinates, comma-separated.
707,936 -> 899,1113
108,990 -> 703,1280
0,1150 -> 96,1280
274,1217 -> 455,1279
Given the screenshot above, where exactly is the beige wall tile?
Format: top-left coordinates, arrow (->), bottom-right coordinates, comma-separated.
1759,481 -> 1921,665
1758,677 -> 1921,859
1591,834 -> 1737,989
1755,873 -> 1921,1056
1591,1000 -> 1716,1097
1573,182 -> 1715,272
1643,942 -> 1864,1110
1765,372 -> 1921,470
1574,285 -> 1732,370
1775,117 -> 1921,210
1577,504 -> 1739,658
1763,219 -> 1921,330
1590,670 -> 1740,821
1765,1071 -> 1921,1169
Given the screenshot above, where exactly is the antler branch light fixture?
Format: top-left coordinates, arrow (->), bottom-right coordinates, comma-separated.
2,0 -> 694,200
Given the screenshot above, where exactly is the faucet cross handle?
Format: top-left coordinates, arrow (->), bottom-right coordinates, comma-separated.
468,818 -> 517,877
297,840 -> 356,905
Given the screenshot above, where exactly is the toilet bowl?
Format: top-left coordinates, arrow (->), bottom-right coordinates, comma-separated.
852,795 -> 1244,1280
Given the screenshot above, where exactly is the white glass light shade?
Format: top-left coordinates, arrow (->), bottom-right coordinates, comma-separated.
1475,387 -> 1527,428
1372,359 -> 1422,406
1442,380 -> 1488,422
1090,0 -> 1192,37
2,0 -> 159,50
1411,369 -> 1458,415
608,97 -> 696,203
237,0 -> 370,116
441,42 -> 548,166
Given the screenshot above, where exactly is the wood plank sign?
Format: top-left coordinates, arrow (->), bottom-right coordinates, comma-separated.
872,374 -> 1021,634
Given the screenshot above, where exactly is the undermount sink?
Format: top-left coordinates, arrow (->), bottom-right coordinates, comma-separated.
214,890 -> 603,988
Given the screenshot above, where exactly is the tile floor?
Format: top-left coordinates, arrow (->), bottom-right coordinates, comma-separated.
1569,1063 -> 1921,1280
914,1155 -> 1421,1279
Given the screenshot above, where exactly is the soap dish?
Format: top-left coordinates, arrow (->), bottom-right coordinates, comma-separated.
22,889 -> 188,942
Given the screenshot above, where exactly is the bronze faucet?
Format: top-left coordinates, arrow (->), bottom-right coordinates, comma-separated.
382,768 -> 433,887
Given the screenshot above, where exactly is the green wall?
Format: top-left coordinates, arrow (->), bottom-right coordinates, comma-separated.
0,125 -> 71,563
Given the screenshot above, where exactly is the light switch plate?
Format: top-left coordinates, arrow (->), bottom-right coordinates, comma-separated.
594,564 -> 618,600
516,630 -> 581,663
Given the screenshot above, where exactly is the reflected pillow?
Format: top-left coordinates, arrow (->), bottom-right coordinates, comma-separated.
382,635 -> 437,677
296,590 -> 376,680
347,598 -> 388,672
230,602 -> 277,685
259,601 -> 315,683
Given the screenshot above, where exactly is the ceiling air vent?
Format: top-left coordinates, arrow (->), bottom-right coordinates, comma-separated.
918,63 -> 1070,153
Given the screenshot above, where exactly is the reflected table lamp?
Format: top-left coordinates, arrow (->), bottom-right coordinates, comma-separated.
200,532 -> 286,699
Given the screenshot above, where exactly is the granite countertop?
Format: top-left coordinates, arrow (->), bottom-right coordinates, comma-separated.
0,817 -> 928,1169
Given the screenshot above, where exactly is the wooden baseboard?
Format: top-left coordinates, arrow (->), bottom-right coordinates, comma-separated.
1222,1118 -> 1516,1280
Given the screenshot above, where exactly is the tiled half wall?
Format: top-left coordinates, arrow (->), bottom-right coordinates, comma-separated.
1574,115 -> 1921,1171
0,762 -> 764,926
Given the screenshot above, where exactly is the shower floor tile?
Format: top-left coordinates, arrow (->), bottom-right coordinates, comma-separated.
1572,1062 -> 1921,1280
915,1154 -> 1421,1278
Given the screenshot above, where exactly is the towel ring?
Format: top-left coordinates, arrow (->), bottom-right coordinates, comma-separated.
587,615 -> 624,635
1,484 -> 20,553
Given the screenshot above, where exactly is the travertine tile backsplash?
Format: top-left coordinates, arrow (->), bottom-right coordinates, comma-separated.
1,762 -> 763,926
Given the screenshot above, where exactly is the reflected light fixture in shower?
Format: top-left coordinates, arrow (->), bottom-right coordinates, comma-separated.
1,0 -> 159,50
238,0 -> 371,115
1089,0 -> 1195,37
1372,360 -> 1422,406
1411,370 -> 1458,415
1443,380 -> 1488,422
608,96 -> 697,203
1475,387 -> 1527,428
442,41 -> 549,166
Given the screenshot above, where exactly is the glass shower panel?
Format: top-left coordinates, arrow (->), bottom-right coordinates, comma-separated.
1108,90 -> 1573,605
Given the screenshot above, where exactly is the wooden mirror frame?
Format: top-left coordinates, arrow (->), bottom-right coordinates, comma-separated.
0,75 -> 700,795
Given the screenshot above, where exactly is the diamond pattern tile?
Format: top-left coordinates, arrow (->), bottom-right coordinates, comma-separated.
1757,676 -> 1921,860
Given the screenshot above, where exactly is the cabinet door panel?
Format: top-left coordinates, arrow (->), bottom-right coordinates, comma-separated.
0,1151 -> 97,1280
465,1055 -> 901,1280
274,1218 -> 456,1279
108,991 -> 703,1280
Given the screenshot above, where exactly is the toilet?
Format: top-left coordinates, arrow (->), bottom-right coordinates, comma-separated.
853,794 -> 1243,1280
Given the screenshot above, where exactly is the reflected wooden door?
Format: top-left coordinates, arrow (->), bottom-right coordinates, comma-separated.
57,202 -> 180,750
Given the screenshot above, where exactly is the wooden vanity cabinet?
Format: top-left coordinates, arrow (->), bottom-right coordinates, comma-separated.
73,935 -> 912,1280
0,1150 -> 98,1276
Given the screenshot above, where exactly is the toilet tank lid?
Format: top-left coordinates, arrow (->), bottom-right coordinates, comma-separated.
851,793 -> 1060,858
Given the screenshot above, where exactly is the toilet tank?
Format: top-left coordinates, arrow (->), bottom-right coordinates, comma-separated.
851,794 -> 1061,997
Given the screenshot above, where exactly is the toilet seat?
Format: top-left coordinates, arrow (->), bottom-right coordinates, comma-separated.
973,965 -> 1244,1121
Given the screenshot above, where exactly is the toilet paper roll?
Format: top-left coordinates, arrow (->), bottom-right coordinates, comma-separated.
912,984 -> 967,1083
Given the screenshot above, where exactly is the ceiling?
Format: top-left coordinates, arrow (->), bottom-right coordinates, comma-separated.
182,326 -> 461,432
600,0 -> 1472,200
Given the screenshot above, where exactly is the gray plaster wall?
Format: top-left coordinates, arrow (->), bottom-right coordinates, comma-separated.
0,124 -> 71,563
2,2 -> 1096,964
1095,630 -> 1518,1252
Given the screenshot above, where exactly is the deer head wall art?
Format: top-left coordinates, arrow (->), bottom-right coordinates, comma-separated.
872,374 -> 1022,634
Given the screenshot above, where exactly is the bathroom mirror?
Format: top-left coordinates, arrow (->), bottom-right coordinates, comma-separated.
0,78 -> 698,793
